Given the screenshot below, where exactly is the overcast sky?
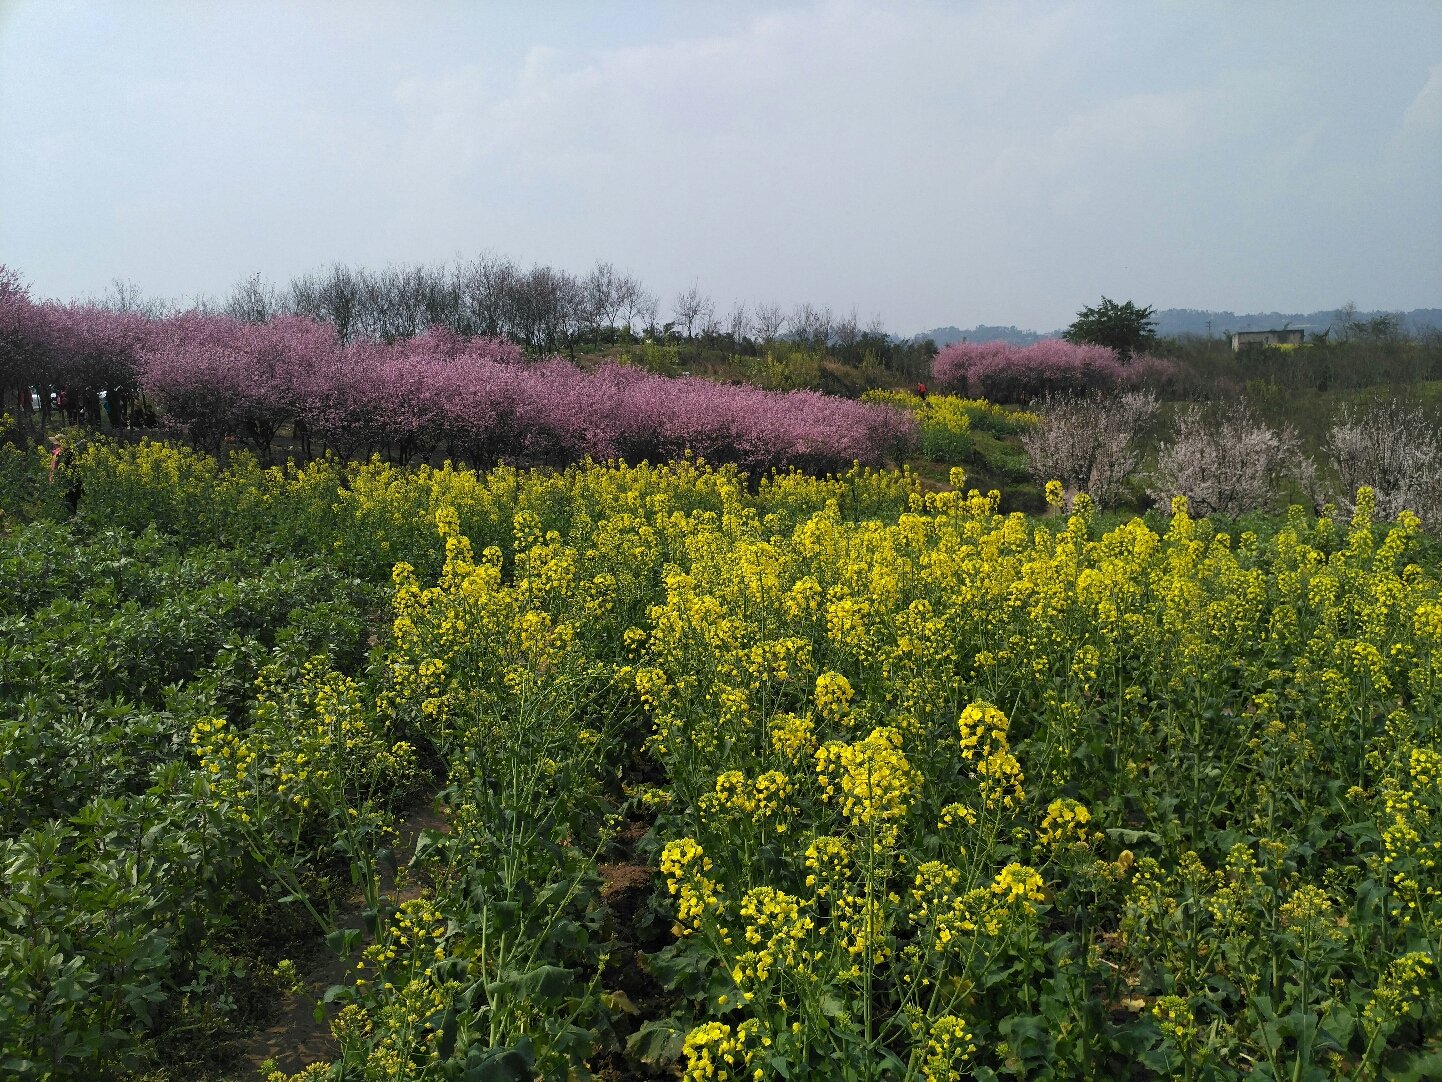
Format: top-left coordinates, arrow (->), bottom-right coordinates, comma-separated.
2,1 -> 1439,333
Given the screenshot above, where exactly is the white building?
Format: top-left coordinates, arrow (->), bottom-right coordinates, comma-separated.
1231,329 -> 1305,352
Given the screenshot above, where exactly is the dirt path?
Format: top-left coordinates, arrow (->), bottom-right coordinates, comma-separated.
228,797 -> 449,1080
225,803 -> 674,1079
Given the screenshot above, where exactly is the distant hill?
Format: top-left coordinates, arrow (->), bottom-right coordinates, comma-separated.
910,324 -> 1048,347
912,309 -> 1442,345
1152,308 -> 1442,338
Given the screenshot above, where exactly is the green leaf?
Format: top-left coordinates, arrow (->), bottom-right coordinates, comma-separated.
1390,1049 -> 1442,1082
485,964 -> 574,1003
1105,827 -> 1162,845
464,1037 -> 536,1082
602,989 -> 639,1016
326,926 -> 361,960
322,983 -> 352,1005
627,1019 -> 687,1068
437,1006 -> 459,1059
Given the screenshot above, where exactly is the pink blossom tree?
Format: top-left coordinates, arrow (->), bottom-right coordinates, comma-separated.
9,263 -> 915,475
932,338 -> 1175,403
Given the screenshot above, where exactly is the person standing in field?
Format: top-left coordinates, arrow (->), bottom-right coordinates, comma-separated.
48,433 -> 82,513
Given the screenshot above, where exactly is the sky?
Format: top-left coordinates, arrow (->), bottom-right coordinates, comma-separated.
1,1 -> 1440,334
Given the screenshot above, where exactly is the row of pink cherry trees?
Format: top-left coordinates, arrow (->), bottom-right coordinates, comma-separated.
0,268 -> 159,433
931,339 -> 1178,401
0,268 -> 915,474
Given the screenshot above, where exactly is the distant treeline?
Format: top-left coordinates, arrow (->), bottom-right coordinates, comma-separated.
918,306 -> 1442,347
94,256 -> 940,378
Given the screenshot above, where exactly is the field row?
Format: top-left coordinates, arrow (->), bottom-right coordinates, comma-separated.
1,441 -> 1439,1079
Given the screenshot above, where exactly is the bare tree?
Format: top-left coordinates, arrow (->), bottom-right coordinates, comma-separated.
419,263 -> 463,333
356,267 -> 401,341
672,281 -> 714,339
509,264 -> 583,353
187,291 -> 220,315
353,264 -> 458,342
617,275 -> 658,333
832,306 -> 861,351
581,260 -> 622,342
788,302 -> 831,350
456,253 -> 520,340
1332,302 -> 1360,342
724,301 -> 750,353
291,263 -> 364,343
224,272 -> 284,324
103,277 -> 173,317
577,261 -> 655,342
752,301 -> 786,343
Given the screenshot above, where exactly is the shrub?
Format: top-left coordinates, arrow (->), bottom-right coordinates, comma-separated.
1021,391 -> 1158,508
861,390 -> 975,463
1325,397 -> 1442,529
1148,399 -> 1306,517
956,397 -> 1040,437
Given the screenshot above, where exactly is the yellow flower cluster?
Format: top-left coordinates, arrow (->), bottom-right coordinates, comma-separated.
803,835 -> 853,896
991,863 -> 1046,907
815,727 -> 922,845
813,671 -> 854,723
681,1018 -> 761,1082
363,896 -> 448,973
836,891 -> 891,968
957,701 -> 1009,761
662,837 -> 724,935
956,701 -> 1026,810
701,769 -> 795,828
191,660 -> 421,825
1364,951 -> 1433,1029
768,712 -> 816,761
732,886 -> 815,990
1039,798 -> 1097,850
1151,995 -> 1195,1045
921,1013 -> 978,1082
937,802 -> 978,832
1278,883 -> 1341,942
908,862 -> 994,951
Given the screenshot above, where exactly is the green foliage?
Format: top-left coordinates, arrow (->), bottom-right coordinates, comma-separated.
862,391 -> 1038,480
0,425 -> 65,526
1064,296 -> 1158,358
619,339 -> 681,376
969,429 -> 1032,480
5,440 -> 1442,1079
0,512 -> 382,1079
864,390 -> 971,463
745,347 -> 826,391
